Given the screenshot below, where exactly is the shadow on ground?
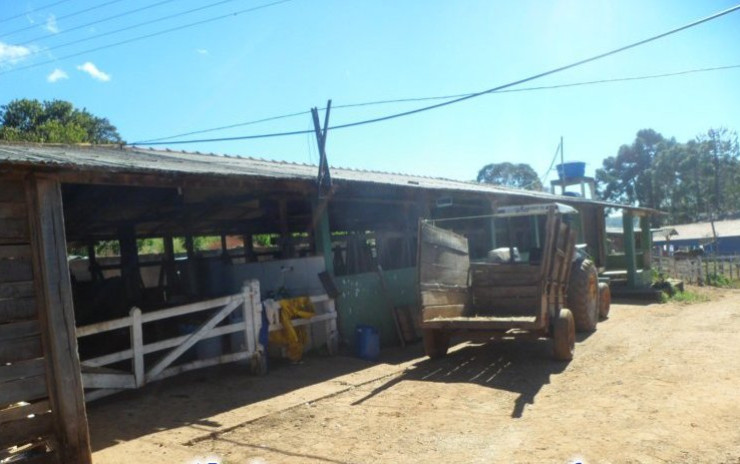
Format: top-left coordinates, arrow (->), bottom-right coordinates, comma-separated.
87,347 -> 418,453
88,335 -> 576,453
352,338 -> 570,418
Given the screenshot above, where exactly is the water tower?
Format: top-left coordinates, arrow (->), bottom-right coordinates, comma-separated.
550,161 -> 597,199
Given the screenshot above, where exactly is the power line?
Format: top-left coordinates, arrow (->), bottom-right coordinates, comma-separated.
0,0 -> 294,77
0,0 -> 73,25
133,3 -> 740,145
1,0 -> 127,39
17,0 -> 244,55
139,110 -> 312,143
17,0 -> 181,46
133,62 -> 740,145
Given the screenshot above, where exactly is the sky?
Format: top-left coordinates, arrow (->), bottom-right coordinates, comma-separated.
1,0 -> 739,187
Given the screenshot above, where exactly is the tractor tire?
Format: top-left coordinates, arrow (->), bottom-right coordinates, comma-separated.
598,282 -> 611,320
423,329 -> 450,359
567,258 -> 599,332
552,309 -> 575,361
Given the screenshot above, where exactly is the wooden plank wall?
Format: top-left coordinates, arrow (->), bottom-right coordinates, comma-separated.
0,179 -> 58,463
418,222 -> 471,320
0,177 -> 92,464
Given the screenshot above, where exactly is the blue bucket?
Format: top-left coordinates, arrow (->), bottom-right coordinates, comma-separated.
556,162 -> 585,179
355,325 -> 380,361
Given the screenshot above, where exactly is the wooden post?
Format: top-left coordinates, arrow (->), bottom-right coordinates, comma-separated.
312,198 -> 334,275
639,215 -> 652,271
130,307 -> 144,388
242,284 -> 255,354
243,233 -> 254,262
86,241 -> 100,283
278,198 -> 293,259
27,176 -> 92,464
118,224 -> 141,303
243,279 -> 265,375
623,212 -> 637,288
185,235 -> 195,259
163,234 -> 177,292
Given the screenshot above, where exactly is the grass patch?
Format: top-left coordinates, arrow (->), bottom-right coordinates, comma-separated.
660,289 -> 710,304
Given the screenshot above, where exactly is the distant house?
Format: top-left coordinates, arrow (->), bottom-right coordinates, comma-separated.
652,219 -> 740,255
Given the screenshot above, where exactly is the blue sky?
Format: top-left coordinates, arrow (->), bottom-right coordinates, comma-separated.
1,0 -> 739,186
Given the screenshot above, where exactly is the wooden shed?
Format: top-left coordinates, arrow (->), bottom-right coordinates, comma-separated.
0,143 -> 655,463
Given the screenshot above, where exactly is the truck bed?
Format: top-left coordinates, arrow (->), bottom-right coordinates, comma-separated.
423,315 -> 540,330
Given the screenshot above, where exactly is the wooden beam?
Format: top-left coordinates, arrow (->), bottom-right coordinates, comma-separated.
162,234 -> 178,291
118,224 -> 142,304
312,198 -> 334,275
27,175 -> 92,464
640,215 -> 652,270
243,233 -> 254,262
278,198 -> 293,259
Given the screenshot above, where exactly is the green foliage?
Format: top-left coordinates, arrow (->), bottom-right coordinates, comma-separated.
193,236 -> 221,251
137,238 -> 164,255
597,128 -> 740,225
477,162 -> 542,190
254,234 -> 279,247
661,289 -> 710,304
0,98 -> 122,144
705,272 -> 732,287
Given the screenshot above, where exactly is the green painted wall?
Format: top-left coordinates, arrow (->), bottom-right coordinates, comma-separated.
335,267 -> 418,347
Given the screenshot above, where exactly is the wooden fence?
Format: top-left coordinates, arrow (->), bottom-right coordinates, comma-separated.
652,255 -> 740,284
75,279 -> 338,402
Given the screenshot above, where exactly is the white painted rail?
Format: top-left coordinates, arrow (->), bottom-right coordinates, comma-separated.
75,279 -> 338,402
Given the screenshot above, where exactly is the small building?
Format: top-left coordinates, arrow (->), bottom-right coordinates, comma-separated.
652,219 -> 740,255
0,143 -> 656,463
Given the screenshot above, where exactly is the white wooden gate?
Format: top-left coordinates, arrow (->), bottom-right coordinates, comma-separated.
76,280 -> 265,402
75,280 -> 339,402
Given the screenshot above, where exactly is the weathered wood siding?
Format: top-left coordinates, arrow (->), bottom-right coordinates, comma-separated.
418,222 -> 471,321
0,179 -> 57,462
0,177 -> 91,464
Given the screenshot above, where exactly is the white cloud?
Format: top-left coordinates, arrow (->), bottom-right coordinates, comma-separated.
76,62 -> 111,82
45,14 -> 59,33
195,48 -> 209,55
0,42 -> 35,67
47,68 -> 68,83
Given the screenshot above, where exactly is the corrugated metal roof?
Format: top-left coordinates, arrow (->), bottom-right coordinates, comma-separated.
653,219 -> 740,242
0,143 -> 657,213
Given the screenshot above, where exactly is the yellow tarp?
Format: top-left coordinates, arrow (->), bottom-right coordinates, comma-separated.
268,296 -> 315,362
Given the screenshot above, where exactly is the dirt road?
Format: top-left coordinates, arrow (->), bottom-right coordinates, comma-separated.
90,287 -> 740,463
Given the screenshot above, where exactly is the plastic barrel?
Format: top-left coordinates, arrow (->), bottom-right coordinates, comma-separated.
556,162 -> 585,179
355,325 -> 380,361
180,323 -> 223,360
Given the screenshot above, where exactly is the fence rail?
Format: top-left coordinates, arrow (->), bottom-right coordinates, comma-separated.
75,279 -> 338,402
652,255 -> 740,284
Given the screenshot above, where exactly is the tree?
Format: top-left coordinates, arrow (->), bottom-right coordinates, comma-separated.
0,98 -> 122,144
597,128 -> 740,226
477,162 -> 542,190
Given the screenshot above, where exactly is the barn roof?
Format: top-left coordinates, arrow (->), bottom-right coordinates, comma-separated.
0,143 -> 658,214
653,219 -> 740,242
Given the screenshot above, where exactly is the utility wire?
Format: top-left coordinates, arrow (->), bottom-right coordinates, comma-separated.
0,0 -> 294,76
17,0 -> 181,46
134,62 -> 740,144
16,0 -> 244,54
1,0 -> 127,39
0,0 -> 73,25
133,3 -> 740,145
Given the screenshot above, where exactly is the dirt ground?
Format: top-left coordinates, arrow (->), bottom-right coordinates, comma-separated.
89,286 -> 740,464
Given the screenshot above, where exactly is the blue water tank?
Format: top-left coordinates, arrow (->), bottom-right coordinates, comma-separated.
556,162 -> 586,179
355,325 -> 380,361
